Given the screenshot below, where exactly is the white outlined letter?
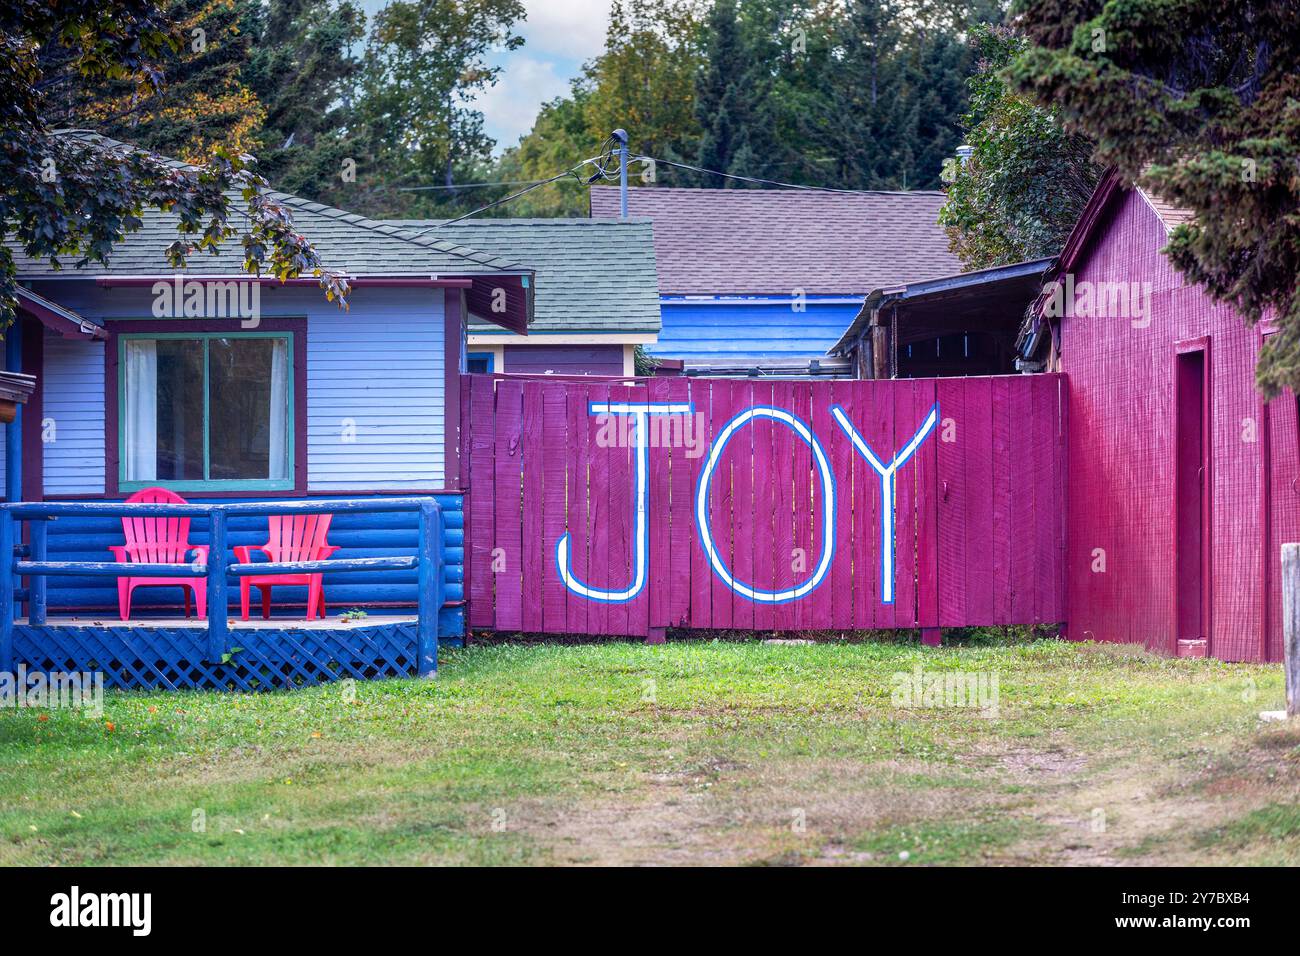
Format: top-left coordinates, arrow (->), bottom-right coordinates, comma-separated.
695,406 -> 836,603
830,403 -> 939,604
556,402 -> 692,603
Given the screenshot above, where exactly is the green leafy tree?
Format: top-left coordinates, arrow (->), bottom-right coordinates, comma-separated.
494,83 -> 596,217
1006,0 -> 1300,396
580,0 -> 706,163
939,24 -> 1101,269
42,0 -> 265,163
1,0 -> 349,330
241,0 -> 367,201
354,0 -> 524,217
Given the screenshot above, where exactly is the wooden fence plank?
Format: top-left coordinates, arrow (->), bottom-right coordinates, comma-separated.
1009,376 -> 1035,624
992,376 -> 1014,624
541,381 -> 568,634
587,382 -> 612,636
731,380 -> 756,632
848,381 -> 875,629
621,380 -> 650,638
827,379 -> 853,631
688,380 -> 713,630
965,377 -> 996,625
520,380 -> 545,633
648,377 -> 672,631
468,376 -> 496,629
563,380 -> 591,635
1031,373 -> 1056,627
894,380 -> 919,628
708,379 -> 736,632
809,381 -> 836,629
492,378 -> 524,631
791,381 -> 814,631
772,381 -> 797,632
867,380 -> 897,629
668,377 -> 694,626
915,377 -> 940,631
936,378 -> 967,627
750,380 -> 776,632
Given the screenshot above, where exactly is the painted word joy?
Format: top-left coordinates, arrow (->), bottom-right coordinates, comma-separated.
555,401 -> 939,606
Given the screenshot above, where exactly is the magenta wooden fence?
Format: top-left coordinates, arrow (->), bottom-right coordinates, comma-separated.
461,373 -> 1066,636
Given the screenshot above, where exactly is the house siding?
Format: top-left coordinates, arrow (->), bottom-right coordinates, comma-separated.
503,343 -> 623,375
1060,189 -> 1291,662
20,283 -> 448,492
43,334 -> 106,495
653,296 -> 862,367
307,289 -> 446,490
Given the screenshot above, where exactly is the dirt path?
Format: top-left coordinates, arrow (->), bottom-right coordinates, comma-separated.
502,726 -> 1300,866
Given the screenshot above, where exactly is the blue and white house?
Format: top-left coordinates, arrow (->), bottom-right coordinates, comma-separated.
0,132 -> 534,688
590,185 -> 961,376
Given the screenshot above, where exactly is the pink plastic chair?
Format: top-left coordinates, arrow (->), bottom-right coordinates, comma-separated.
234,514 -> 339,620
109,487 -> 209,621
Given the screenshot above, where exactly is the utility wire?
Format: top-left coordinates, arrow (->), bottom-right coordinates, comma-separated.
438,149 -> 622,225
635,155 -> 926,196
431,139 -> 901,224
439,166 -> 590,225
398,178 -> 559,192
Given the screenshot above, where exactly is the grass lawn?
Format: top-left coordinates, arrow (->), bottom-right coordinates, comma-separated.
1,637 -> 1297,866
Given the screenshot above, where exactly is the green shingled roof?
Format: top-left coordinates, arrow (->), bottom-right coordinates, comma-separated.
9,131 -> 528,280
389,218 -> 661,334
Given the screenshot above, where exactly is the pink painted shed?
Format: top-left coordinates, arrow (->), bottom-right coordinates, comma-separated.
1021,171 -> 1297,662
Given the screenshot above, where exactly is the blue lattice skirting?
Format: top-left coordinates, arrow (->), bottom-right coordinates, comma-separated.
11,620 -> 457,692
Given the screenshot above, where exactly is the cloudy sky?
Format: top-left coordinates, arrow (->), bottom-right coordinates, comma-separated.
358,0 -> 613,151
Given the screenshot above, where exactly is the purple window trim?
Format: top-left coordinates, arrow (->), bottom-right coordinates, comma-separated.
103,317 -> 309,497
443,288 -> 463,490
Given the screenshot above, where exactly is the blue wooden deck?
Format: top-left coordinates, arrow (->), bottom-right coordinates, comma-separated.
0,496 -> 462,691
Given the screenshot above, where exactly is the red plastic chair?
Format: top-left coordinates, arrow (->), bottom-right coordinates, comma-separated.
234,514 -> 339,620
109,487 -> 209,621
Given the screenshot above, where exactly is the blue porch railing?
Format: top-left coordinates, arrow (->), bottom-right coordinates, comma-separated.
0,497 -> 446,687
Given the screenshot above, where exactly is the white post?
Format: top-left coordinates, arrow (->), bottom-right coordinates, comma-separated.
1282,543 -> 1300,717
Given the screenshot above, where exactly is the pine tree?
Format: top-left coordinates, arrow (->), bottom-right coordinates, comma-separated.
241,0 -> 366,199
1007,0 -> 1300,395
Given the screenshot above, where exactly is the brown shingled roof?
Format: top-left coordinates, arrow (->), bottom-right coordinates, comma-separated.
1137,188 -> 1196,231
589,185 -> 961,296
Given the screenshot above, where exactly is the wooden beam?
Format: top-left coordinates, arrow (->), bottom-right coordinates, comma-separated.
1284,543 -> 1300,716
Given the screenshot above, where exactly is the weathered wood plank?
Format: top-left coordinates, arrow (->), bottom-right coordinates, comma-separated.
520,380 -> 545,633
541,381 -> 568,634
492,378 -> 524,632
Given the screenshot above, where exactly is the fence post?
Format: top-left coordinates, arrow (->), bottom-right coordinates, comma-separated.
1284,544 -> 1300,717
0,510 -> 12,673
206,509 -> 228,663
417,499 -> 444,677
30,519 -> 46,626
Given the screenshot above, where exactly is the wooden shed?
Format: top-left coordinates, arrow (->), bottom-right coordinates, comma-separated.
1020,170 -> 1295,662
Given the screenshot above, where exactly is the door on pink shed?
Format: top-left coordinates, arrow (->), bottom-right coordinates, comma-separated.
1174,345 -> 1210,655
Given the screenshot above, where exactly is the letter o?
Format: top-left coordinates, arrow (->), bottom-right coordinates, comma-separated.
695,406 -> 836,602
